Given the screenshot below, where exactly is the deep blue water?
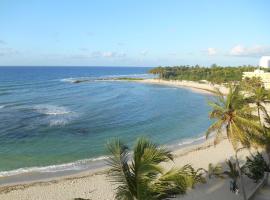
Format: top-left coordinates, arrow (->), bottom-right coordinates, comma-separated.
0,67 -> 212,177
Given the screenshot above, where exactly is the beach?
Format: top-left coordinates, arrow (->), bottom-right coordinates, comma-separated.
0,137 -> 257,200
136,79 -> 229,94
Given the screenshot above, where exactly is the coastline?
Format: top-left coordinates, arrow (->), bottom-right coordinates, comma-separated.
135,78 -> 229,95
0,79 -> 249,200
0,136 -> 254,200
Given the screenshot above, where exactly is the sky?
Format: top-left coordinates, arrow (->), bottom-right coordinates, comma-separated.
0,0 -> 270,67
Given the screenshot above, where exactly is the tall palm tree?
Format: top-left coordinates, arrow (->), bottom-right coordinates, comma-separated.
206,84 -> 262,200
241,78 -> 270,162
206,84 -> 261,149
223,160 -> 240,182
245,86 -> 270,125
106,137 -> 204,200
252,117 -> 270,163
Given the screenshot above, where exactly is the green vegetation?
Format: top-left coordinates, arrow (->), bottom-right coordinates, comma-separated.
114,77 -> 144,81
206,79 -> 270,199
206,84 -> 262,149
223,160 -> 240,183
106,137 -> 205,200
204,163 -> 223,179
243,152 -> 270,182
149,65 -> 257,83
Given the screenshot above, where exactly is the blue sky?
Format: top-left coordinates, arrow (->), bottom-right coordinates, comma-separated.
0,0 -> 269,66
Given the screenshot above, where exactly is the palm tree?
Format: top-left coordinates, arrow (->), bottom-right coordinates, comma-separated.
252,117 -> 270,163
203,163 -> 223,179
206,84 -> 262,200
223,160 -> 240,182
240,78 -> 270,163
244,86 -> 270,125
206,84 -> 261,149
106,137 -> 204,200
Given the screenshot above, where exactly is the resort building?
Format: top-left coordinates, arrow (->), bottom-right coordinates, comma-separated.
242,56 -> 270,89
259,56 -> 270,68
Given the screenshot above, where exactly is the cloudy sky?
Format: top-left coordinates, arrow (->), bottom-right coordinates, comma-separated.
0,0 -> 269,66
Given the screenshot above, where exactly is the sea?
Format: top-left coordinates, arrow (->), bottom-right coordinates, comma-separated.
0,66 -> 212,184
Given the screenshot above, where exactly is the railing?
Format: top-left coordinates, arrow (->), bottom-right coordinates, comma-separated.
247,172 -> 269,200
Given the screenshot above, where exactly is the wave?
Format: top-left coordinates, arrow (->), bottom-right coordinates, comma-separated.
60,77 -> 94,83
33,105 -> 71,115
60,74 -> 155,84
0,156 -> 109,178
177,135 -> 206,146
0,105 -> 5,109
32,104 -> 77,127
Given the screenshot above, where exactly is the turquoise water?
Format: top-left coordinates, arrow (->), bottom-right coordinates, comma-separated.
0,67 -> 212,177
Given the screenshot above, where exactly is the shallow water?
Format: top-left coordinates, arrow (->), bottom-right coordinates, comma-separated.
0,67 -> 212,178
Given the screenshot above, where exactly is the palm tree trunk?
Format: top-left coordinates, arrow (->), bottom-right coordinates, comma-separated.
265,146 -> 270,186
235,152 -> 247,200
257,106 -> 262,127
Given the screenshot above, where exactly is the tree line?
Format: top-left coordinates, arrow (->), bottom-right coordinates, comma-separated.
149,65 -> 259,83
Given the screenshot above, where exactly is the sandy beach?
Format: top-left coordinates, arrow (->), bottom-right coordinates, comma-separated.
137,79 -> 229,95
0,136 -> 259,200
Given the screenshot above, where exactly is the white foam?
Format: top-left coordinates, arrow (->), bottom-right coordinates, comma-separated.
60,74 -> 155,84
0,156 -> 109,178
0,105 -> 5,109
60,77 -> 92,83
178,135 -> 205,146
49,119 -> 69,126
34,105 -> 71,115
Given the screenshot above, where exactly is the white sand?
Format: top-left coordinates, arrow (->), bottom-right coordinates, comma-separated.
136,79 -> 229,95
0,138 -> 257,200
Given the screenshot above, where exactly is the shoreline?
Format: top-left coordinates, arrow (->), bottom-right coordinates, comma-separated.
135,79 -> 229,95
0,137 -> 216,189
0,133 -> 208,187
0,79 -> 247,200
0,136 -> 254,200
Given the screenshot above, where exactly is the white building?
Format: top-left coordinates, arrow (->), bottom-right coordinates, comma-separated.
259,56 -> 270,68
242,56 -> 270,89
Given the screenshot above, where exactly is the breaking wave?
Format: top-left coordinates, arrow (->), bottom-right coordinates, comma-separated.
0,156 -> 108,178
60,73 -> 155,83
33,105 -> 71,115
178,135 -> 206,146
32,104 -> 76,126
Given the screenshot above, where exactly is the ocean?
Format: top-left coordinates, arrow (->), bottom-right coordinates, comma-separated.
0,66 -> 212,183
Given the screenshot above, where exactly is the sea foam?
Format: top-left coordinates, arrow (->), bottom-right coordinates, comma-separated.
33,104 -> 76,127
33,105 -> 71,115
0,156 -> 109,178
178,135 -> 205,146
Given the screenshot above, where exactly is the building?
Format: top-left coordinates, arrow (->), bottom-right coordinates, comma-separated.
242,56 -> 270,89
259,56 -> 270,68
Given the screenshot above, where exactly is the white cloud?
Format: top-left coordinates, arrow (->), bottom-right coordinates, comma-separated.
229,45 -> 270,57
207,48 -> 217,56
102,51 -> 114,57
102,51 -> 126,58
